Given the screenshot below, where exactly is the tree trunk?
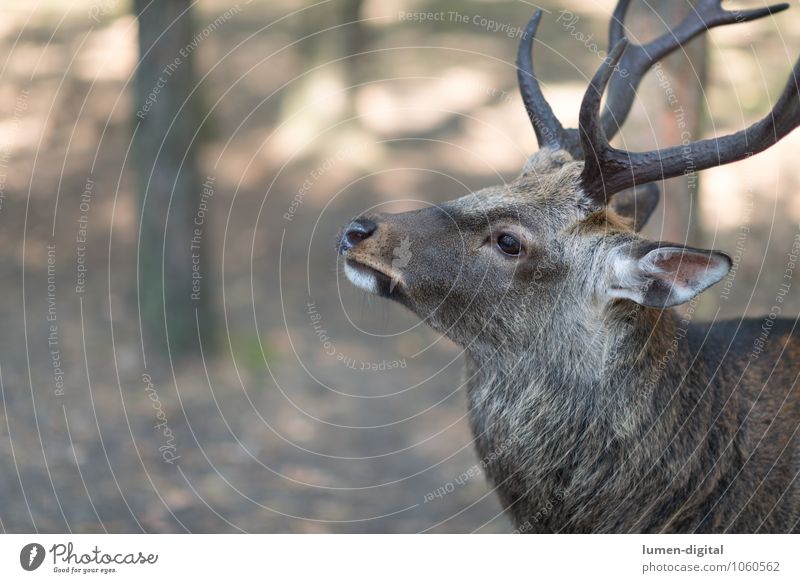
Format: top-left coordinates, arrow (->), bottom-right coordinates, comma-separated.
279,0 -> 365,127
133,0 -> 210,366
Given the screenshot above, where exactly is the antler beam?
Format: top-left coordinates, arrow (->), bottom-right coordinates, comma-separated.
580,41 -> 800,201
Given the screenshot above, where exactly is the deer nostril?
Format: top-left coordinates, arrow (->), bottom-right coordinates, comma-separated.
341,218 -> 377,251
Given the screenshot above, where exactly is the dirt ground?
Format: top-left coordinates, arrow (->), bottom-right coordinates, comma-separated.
1,0 -> 800,533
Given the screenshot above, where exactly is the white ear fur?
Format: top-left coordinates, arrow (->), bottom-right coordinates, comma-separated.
608,245 -> 731,308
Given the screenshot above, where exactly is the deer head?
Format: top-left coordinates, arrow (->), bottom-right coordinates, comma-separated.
338,1 -> 800,359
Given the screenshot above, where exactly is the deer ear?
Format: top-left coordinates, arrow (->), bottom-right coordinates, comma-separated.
608,184 -> 660,232
608,243 -> 731,308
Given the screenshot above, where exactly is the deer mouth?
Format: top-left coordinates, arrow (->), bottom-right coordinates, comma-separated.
344,257 -> 403,297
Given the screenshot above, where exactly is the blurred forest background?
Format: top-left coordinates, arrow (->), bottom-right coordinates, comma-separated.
0,0 -> 799,533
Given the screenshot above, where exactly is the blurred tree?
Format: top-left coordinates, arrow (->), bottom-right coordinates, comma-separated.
629,0 -> 707,246
133,0 -> 211,366
279,0 -> 365,133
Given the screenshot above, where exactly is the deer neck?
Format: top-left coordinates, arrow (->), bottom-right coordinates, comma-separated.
465,303 -> 695,440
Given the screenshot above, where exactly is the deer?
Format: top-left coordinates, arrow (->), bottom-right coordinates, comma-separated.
338,0 -> 800,533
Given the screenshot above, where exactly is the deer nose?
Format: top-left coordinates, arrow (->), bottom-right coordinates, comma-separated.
340,218 -> 377,252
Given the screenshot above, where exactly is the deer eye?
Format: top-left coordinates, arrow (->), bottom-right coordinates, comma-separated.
496,233 -> 523,256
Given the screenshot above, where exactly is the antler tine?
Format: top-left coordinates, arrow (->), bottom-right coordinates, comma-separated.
608,0 -> 631,48
600,0 -> 790,141
517,10 -> 580,156
581,46 -> 800,202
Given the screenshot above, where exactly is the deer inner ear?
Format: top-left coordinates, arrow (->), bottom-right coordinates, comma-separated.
608,243 -> 731,308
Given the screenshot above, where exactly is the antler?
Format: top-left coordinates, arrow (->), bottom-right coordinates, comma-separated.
601,0 -> 789,141
517,1 -> 791,166
516,10 -> 579,156
580,40 -> 800,201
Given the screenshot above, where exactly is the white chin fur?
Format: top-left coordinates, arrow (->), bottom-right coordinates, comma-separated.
344,263 -> 378,293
